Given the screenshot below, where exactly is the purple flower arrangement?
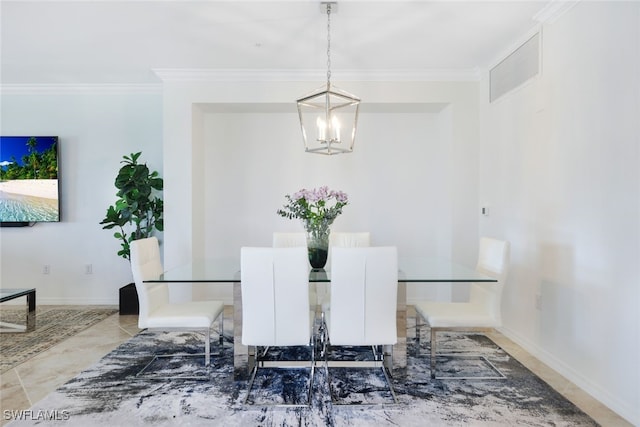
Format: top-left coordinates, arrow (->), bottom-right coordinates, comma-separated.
277,186 -> 348,234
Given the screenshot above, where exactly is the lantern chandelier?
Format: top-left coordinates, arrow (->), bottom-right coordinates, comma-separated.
297,2 -> 360,155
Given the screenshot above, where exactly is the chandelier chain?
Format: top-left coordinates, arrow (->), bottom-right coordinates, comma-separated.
296,2 -> 359,155
326,3 -> 331,86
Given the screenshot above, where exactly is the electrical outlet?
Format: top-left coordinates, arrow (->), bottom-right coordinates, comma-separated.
43,265 -> 50,275
85,264 -> 93,275
535,294 -> 542,310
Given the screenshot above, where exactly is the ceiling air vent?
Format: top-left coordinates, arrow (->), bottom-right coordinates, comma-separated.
490,32 -> 540,102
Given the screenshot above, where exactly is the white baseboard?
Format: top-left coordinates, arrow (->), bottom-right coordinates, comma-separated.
498,326 -> 637,426
34,297 -> 119,306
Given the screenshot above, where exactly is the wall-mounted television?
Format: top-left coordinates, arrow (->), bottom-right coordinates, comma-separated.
0,136 -> 60,226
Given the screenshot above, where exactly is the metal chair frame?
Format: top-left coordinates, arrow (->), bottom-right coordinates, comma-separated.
415,318 -> 506,380
322,333 -> 398,405
134,319 -> 225,380
244,338 -> 316,407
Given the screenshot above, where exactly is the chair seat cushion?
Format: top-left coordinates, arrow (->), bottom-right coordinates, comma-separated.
414,301 -> 499,328
146,300 -> 224,329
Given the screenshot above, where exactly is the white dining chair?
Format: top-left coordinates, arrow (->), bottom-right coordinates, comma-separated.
272,232 -> 307,248
272,231 -> 318,310
414,237 -> 510,379
327,231 -> 371,264
241,246 -> 315,406
324,246 -> 398,404
329,231 -> 371,246
320,231 -> 371,314
130,237 -> 225,375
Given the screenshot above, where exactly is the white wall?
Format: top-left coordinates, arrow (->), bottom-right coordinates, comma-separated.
160,80 -> 481,304
198,108 -> 457,302
0,79 -> 481,307
479,2 -> 639,424
0,89 -> 163,304
1,4 -> 636,422
202,110 -> 451,255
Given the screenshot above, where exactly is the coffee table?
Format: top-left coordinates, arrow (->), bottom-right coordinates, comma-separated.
0,288 -> 36,332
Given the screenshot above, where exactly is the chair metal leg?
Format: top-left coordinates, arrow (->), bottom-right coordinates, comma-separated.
219,312 -> 224,345
419,310 -> 508,380
383,344 -> 393,374
205,328 -> 211,367
325,342 -> 397,405
308,337 -> 315,405
244,345 -> 314,407
319,311 -> 327,358
430,328 -> 437,379
380,357 -> 398,404
133,328 -> 221,380
415,312 -> 423,354
244,346 -> 259,405
426,326 -> 506,380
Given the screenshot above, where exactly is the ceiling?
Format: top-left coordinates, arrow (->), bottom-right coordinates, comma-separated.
0,1 -> 554,85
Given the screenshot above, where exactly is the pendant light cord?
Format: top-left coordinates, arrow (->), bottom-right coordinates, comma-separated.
326,3 -> 332,89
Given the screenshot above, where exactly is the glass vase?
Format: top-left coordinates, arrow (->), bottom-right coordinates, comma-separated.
306,228 -> 330,270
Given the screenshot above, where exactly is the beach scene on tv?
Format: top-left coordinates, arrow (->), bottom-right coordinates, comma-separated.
0,136 -> 60,222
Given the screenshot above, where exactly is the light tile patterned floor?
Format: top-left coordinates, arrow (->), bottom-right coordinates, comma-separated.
0,306 -> 632,426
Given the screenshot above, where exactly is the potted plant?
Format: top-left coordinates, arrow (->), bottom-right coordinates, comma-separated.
100,152 -> 163,314
277,186 -> 348,269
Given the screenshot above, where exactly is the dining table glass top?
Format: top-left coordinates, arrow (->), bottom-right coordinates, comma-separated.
149,257 -> 496,283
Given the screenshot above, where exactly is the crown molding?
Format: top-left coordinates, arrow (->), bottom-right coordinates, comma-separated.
152,68 -> 482,83
0,83 -> 163,96
534,0 -> 580,24
0,68 -> 482,94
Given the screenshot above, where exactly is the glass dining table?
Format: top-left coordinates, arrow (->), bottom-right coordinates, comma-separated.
148,257 -> 496,379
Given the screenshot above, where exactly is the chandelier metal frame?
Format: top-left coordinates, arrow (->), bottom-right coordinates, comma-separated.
296,2 -> 360,155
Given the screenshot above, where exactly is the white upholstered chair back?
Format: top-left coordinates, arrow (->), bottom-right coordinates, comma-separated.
469,237 -> 510,326
272,232 -> 317,307
241,247 -> 311,347
272,232 -> 307,248
322,232 -> 371,308
327,232 -> 370,266
328,246 -> 398,346
130,237 -> 169,329
329,231 -> 371,248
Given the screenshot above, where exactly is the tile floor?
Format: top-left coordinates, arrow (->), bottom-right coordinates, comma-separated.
0,305 -> 632,427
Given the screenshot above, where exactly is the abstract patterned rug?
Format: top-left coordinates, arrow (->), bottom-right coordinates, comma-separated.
7,319 -> 599,426
0,307 -> 118,373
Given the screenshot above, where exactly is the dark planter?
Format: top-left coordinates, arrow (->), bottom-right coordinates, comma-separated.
119,283 -> 139,315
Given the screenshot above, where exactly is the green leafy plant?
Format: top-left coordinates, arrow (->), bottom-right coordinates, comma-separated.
277,186 -> 348,235
100,152 -> 163,261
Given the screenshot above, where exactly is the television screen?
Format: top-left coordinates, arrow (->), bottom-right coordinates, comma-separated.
0,136 -> 60,224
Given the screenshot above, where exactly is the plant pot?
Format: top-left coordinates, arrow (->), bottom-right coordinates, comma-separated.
119,283 -> 139,315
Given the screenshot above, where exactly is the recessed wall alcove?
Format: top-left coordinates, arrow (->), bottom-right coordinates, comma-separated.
161,80 -> 481,304
183,101 -> 462,303
197,102 -> 452,256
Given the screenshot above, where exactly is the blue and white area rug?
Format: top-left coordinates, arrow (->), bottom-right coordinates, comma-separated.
9,322 -> 598,426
